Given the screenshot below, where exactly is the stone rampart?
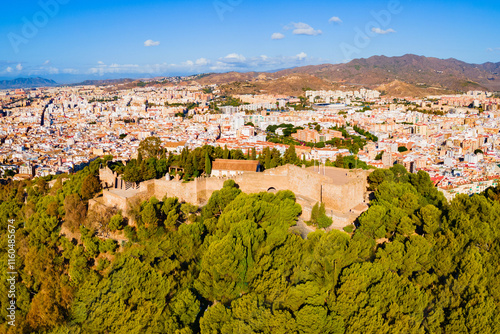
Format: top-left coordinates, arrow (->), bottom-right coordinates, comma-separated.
100,164 -> 371,222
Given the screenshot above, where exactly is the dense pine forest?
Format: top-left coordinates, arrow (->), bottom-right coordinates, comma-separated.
0,158 -> 499,333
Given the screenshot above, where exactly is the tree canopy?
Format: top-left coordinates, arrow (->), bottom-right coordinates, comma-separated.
1,161 -> 500,333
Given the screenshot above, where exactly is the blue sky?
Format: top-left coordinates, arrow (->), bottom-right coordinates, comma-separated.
1,0 -> 500,82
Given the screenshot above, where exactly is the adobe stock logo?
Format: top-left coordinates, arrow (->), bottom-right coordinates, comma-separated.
340,0 -> 403,62
7,0 -> 70,54
213,0 -> 243,22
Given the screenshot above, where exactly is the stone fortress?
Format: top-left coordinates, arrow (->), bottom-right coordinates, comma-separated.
98,164 -> 372,227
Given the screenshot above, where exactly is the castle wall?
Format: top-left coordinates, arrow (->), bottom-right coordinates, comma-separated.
102,190 -> 129,213
286,166 -> 330,202
99,165 -> 372,224
99,167 -> 117,188
102,189 -> 149,216
234,172 -> 290,196
322,179 -> 365,212
198,178 -> 226,203
150,178 -> 199,204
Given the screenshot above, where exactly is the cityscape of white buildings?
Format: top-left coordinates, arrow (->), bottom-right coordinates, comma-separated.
2,83 -> 500,201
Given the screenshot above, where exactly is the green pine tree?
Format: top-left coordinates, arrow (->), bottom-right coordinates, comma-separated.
137,151 -> 143,164
205,152 -> 212,175
251,147 -> 257,160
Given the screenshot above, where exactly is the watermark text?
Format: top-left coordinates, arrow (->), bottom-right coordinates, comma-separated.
7,0 -> 70,53
6,219 -> 16,326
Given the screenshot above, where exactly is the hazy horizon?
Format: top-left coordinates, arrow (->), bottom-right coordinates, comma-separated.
2,53 -> 500,85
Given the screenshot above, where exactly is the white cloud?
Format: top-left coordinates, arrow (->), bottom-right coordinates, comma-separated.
329,16 -> 342,24
209,61 -> 232,72
207,54 -> 248,71
271,32 -> 285,40
45,67 -> 60,74
223,53 -> 247,62
16,63 -> 23,71
43,60 -> 51,65
296,52 -> 307,61
210,52 -> 313,71
144,39 -> 160,47
286,22 -> 322,36
62,68 -> 79,74
195,58 -> 210,66
487,47 -> 500,52
10,52 -> 322,77
209,52 -> 319,71
371,27 -> 396,34
87,63 -> 169,76
28,66 -> 60,75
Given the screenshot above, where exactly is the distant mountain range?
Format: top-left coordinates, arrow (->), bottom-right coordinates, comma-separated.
70,78 -> 135,87
275,54 -> 500,90
0,77 -> 58,90
193,54 -> 500,97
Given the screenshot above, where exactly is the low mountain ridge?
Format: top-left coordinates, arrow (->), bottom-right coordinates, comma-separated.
190,54 -> 500,96
71,78 -> 135,87
0,77 -> 58,90
272,54 -> 500,92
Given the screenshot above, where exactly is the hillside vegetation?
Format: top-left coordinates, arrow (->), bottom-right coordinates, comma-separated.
0,162 -> 500,333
